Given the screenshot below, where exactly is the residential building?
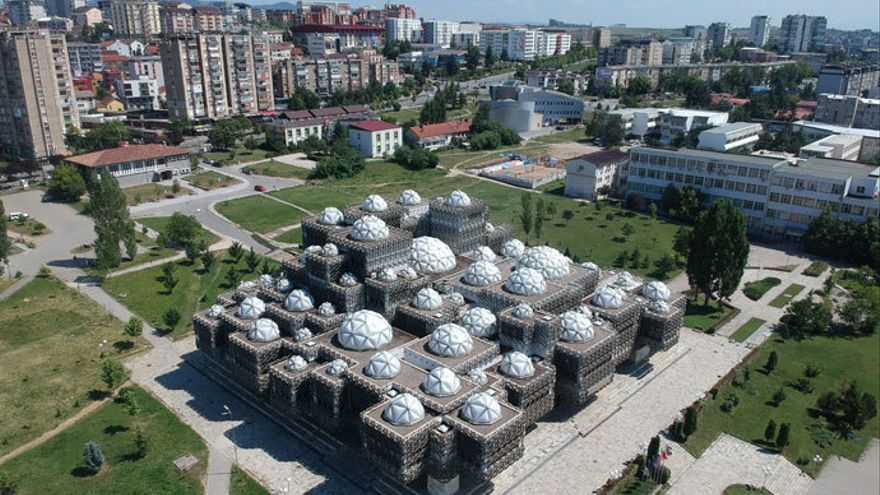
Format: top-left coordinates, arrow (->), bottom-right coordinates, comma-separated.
593,27 -> 611,49
109,0 -> 161,37
790,120 -> 879,163
519,89 -> 585,125
564,150 -> 630,200
452,22 -> 481,48
748,15 -> 770,47
594,60 -> 796,89
115,76 -> 160,110
103,38 -> 145,57
75,90 -> 96,113
159,2 -> 195,35
385,18 -> 422,43
659,108 -> 728,144
525,69 -> 587,93
697,122 -> 764,152
72,6 -> 103,29
290,24 -> 384,51
799,134 -> 863,161
67,42 -> 104,77
348,119 -> 401,157
270,42 -> 295,65
601,39 -> 663,66
778,15 -> 827,53
96,96 -> 124,113
266,118 -> 323,147
7,0 -> 48,26
423,20 -> 458,47
405,120 -> 471,150
194,6 -> 223,32
537,31 -> 571,57
661,37 -> 698,65
46,0 -> 84,18
0,30 -> 79,161
66,142 -> 190,185
480,29 -> 539,61
128,55 -> 163,88
706,22 -> 731,51
273,53 -> 401,98
815,93 -> 880,129
816,64 -> 880,97
36,16 -> 74,33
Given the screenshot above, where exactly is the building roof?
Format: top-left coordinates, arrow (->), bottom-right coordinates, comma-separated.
342,104 -> 369,114
576,149 -> 629,166
638,146 -> 786,166
349,120 -> 400,132
281,110 -> 313,120
66,144 -> 189,168
792,120 -> 880,139
102,53 -> 130,63
777,157 -> 880,180
310,106 -> 347,117
700,122 -> 763,135
408,120 -> 471,140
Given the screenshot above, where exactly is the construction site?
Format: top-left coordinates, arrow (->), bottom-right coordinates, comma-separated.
477,154 -> 567,189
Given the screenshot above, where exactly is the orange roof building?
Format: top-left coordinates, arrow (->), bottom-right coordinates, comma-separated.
66,143 -> 191,183
405,120 -> 472,150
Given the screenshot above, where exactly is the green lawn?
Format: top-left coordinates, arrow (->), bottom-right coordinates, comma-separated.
380,106 -> 421,123
769,284 -> 806,308
683,298 -> 739,332
204,147 -> 271,165
743,277 -> 782,301
0,276 -> 146,457
803,261 -> 829,278
230,466 -> 270,495
530,128 -> 589,144
6,217 -> 49,237
124,182 -> 194,206
724,486 -> 772,495
0,386 -> 207,494
243,160 -> 310,180
730,318 -> 767,343
216,195 -> 306,234
136,216 -> 220,247
83,229 -> 178,276
184,170 -> 241,191
272,228 -> 302,245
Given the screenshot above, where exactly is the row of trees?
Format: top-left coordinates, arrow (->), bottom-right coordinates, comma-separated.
419,82 -> 467,125
66,121 -> 140,154
392,146 -> 439,170
802,210 -> 880,271
660,184 -> 704,222
584,110 -> 625,147
208,117 -> 253,151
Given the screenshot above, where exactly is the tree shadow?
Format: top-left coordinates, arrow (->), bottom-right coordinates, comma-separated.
612,236 -> 627,243
104,424 -> 129,435
113,340 -> 134,352
70,466 -> 95,478
88,389 -> 110,401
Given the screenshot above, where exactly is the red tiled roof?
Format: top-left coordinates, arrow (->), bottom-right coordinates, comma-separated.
102,52 -> 129,63
282,110 -> 313,120
408,120 -> 471,139
66,144 -> 189,168
310,106 -> 346,117
349,120 -> 400,132
342,104 -> 369,114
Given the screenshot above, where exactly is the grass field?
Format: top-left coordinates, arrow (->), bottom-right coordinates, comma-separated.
6,217 -> 49,237
184,170 -> 241,191
723,486 -> 772,495
243,160 -> 310,180
0,386 -> 207,494
0,276 -> 145,457
803,261 -> 829,278
730,318 -> 767,343
216,195 -> 306,234
124,182 -> 193,206
769,284 -> 806,308
683,298 -> 738,332
204,147 -> 272,165
136,216 -> 220,247
743,277 -> 782,301
271,228 -> 302,245
230,466 -> 270,495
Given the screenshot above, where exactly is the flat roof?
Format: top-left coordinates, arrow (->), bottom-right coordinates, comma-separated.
777,157 -> 880,180
636,146 -> 786,167
792,120 -> 880,139
700,122 -> 762,135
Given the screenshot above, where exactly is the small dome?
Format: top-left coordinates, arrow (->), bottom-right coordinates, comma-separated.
248,318 -> 280,342
383,393 -> 425,426
615,271 -> 639,290
351,215 -> 389,242
459,307 -> 497,338
422,367 -> 461,397
294,327 -> 313,342
505,267 -> 546,296
471,246 -> 496,262
577,305 -> 593,318
650,300 -> 671,313
238,280 -> 257,292
502,239 -> 526,258
413,287 -> 443,310
318,206 -> 343,225
593,285 -> 624,309
364,351 -> 401,379
559,311 -> 594,342
500,351 -> 534,378
399,266 -> 418,279
512,303 -> 534,319
284,289 -> 314,312
485,222 -> 495,233
447,292 -> 465,306
461,392 -> 501,425
428,324 -> 473,358
378,267 -> 397,282
445,190 -> 471,207
284,355 -> 308,371
463,260 -> 502,286
580,261 -> 599,273
362,194 -> 388,212
275,278 -> 293,293
338,310 -> 393,351
467,368 -> 488,385
238,296 -> 265,320
321,243 -> 339,257
642,281 -> 671,302
411,237 -> 456,275
258,274 -> 274,287
317,302 -> 336,316
398,189 -> 422,205
327,358 -> 348,376
207,304 -> 224,318
339,272 -> 358,286
518,246 -> 570,279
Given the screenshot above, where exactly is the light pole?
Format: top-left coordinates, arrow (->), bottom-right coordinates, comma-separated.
99,339 -> 108,358
223,404 -> 237,466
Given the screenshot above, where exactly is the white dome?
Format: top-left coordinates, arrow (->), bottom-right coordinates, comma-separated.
428,323 -> 473,358
327,358 -> 348,376
559,311 -> 594,342
363,351 -> 401,379
447,292 -> 465,306
339,272 -> 358,286
518,246 -> 570,279
248,318 -> 280,342
207,304 -> 224,318
238,280 -> 257,292
615,271 -> 639,290
502,239 -> 526,258
317,302 -> 336,316
321,243 -> 339,257
459,307 -> 497,338
505,267 -> 546,296
422,367 -> 462,397
461,392 -> 501,425
411,237 -> 456,275
650,300 -> 671,313
413,287 -> 443,310
275,278 -> 293,293
500,351 -> 535,378
398,189 -> 422,205
577,305 -> 593,318
593,286 -> 624,309
362,194 -> 388,212
399,266 -> 418,280
642,281 -> 671,301
318,206 -> 344,225
258,274 -> 274,287
351,215 -> 389,242
512,303 -> 534,319
463,260 -> 502,286
338,310 -> 393,351
445,190 -> 471,207
284,289 -> 314,312
238,296 -> 265,320
580,261 -> 599,273
383,393 -> 425,426
284,355 -> 308,371
471,246 -> 497,262
294,327 -> 313,342
378,267 -> 397,282
467,368 -> 488,385
485,222 -> 495,233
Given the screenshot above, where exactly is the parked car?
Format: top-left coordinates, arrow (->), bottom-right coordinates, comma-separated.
254,185 -> 266,192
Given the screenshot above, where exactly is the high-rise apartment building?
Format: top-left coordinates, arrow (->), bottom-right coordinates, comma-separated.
46,0 -> 84,18
0,30 -> 79,161
707,22 -> 731,51
273,51 -> 401,97
592,27 -> 611,49
67,41 -> 104,76
778,14 -> 827,53
7,0 -> 48,27
423,20 -> 459,48
385,18 -> 422,42
748,15 -> 770,47
480,29 -> 568,61
159,2 -> 195,35
110,0 -> 161,37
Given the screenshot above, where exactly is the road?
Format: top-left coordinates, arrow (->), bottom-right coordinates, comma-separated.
399,71 -> 514,108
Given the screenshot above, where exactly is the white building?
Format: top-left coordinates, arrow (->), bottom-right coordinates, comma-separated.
565,150 -> 630,200
423,20 -> 459,48
697,122 -> 764,152
67,42 -> 103,76
128,55 -> 164,88
790,120 -> 880,163
267,118 -> 324,147
451,22 -> 481,47
799,134 -> 863,161
707,22 -> 731,51
306,33 -> 339,56
115,77 -> 160,111
518,89 -> 585,125
480,29 -> 539,61
662,37 -> 698,65
659,108 -> 729,144
748,15 -> 770,47
386,18 -> 422,43
348,120 -> 402,158
537,32 -> 571,58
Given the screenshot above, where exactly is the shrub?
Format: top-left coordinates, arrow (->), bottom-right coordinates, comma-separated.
773,388 -> 787,406
804,363 -> 821,378
100,359 -> 126,391
124,316 -> 143,337
82,441 -> 105,474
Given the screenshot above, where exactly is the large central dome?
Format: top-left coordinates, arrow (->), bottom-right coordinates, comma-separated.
362,194 -> 388,212
428,323 -> 473,358
338,310 -> 393,351
505,267 -> 546,296
518,246 -> 570,279
351,215 -> 390,242
411,237 -> 456,274
463,260 -> 502,286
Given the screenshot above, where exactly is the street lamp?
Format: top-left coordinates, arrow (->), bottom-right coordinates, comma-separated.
222,405 -> 237,466
99,339 -> 108,358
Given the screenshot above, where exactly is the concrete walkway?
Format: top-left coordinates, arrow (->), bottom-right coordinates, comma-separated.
807,439 -> 879,495
206,446 -> 233,495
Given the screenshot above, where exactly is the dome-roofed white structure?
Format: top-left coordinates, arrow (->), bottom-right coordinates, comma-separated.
559,311 -> 594,342
259,274 -> 274,287
463,260 -> 502,286
615,271 -> 639,290
275,278 -> 293,293
248,318 -> 280,342
378,267 -> 397,282
512,303 -> 534,319
467,368 -> 488,385
327,359 -> 347,376
461,392 -> 502,425
502,239 -> 526,259
642,281 -> 671,301
321,243 -> 339,257
471,246 -> 496,262
338,310 -> 393,351
318,206 -> 344,225
448,292 -> 465,306
505,267 -> 546,296
650,300 -> 671,313
294,327 -> 313,342
428,324 -> 473,358
238,280 -> 257,293
362,194 -> 388,212
412,287 -> 442,311
459,307 -> 497,338
580,261 -> 599,273
350,215 -> 389,242
518,246 -> 570,279
500,351 -> 535,378
284,355 -> 308,371
593,285 -> 624,309
485,222 -> 495,233
422,367 -> 461,397
339,272 -> 358,286
238,296 -> 265,320
397,189 -> 422,205
411,237 -> 456,275
317,302 -> 336,316
284,289 -> 314,312
363,351 -> 401,379
399,266 -> 418,280
383,393 -> 425,426
445,190 -> 471,207
207,304 -> 224,318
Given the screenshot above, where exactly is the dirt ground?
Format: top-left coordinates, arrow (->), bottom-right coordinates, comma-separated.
546,141 -> 606,159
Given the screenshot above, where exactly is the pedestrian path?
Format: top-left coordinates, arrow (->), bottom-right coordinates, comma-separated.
206,446 -> 233,495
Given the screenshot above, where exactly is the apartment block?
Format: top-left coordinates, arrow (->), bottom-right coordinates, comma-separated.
385,18 -> 422,43
423,20 -> 459,47
73,6 -> 104,29
129,55 -> 164,87
816,64 -> 880,97
273,53 -> 401,98
661,37 -> 698,65
194,7 -> 224,32
778,15 -> 827,53
526,69 -> 586,93
109,0 -> 160,37
748,15 -> 770,47
115,76 -> 160,110
159,2 -> 195,35
706,22 -> 731,51
815,93 -> 880,129
594,60 -> 796,89
67,41 -> 104,76
601,39 -> 663,67
480,29 -> 538,61
537,31 -> 571,57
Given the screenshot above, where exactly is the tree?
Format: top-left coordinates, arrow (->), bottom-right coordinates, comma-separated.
646,435 -> 661,464
764,419 -> 777,443
88,170 -> 134,271
185,242 -> 201,264
0,470 -> 17,495
485,45 -> 496,67
816,391 -> 839,418
558,79 -> 576,96
649,202 -> 658,219
244,247 -> 259,273
562,209 -> 574,222
627,75 -> 652,98
163,307 -> 181,331
228,241 -> 244,264
122,222 -> 137,260
82,441 -> 105,474
775,423 -> 791,450
601,114 -> 625,147
683,406 -> 698,438
621,222 -> 635,238
76,121 -> 131,152
224,267 -> 241,288
134,430 -> 149,459
0,200 -> 9,268
100,359 -> 126,391
392,146 -> 439,170
653,253 -> 677,279
778,299 -> 832,339
159,262 -> 178,294
465,44 -> 481,70
519,193 -> 533,239
686,200 -> 749,303
167,118 -> 191,145
765,350 -> 778,373
673,227 -> 691,261
201,250 -> 216,272
124,316 -> 143,337
208,119 -> 240,151
839,381 -> 878,431
48,163 -> 87,202
839,298 -> 879,335
121,388 -> 141,416
534,198 -> 545,238
773,388 -> 787,406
